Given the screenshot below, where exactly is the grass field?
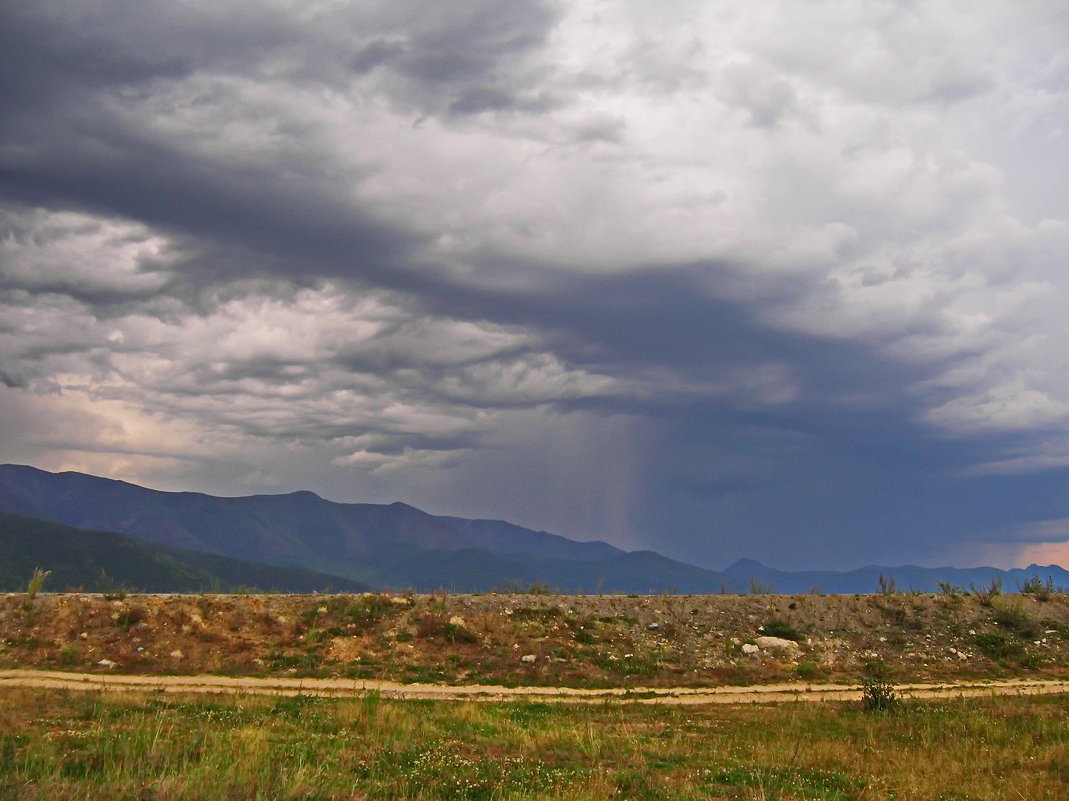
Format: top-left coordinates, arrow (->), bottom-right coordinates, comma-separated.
1,687 -> 1066,800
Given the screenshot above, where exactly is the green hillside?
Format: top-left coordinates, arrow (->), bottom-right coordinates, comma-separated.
0,511 -> 369,593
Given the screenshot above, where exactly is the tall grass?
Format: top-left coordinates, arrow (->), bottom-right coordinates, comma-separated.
1,687 -> 1067,800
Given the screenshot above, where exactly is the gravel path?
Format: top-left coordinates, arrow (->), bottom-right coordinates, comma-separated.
3,669 -> 1068,705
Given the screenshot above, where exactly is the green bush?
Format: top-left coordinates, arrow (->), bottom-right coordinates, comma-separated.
760,618 -> 801,641
792,661 -> 820,679
974,632 -> 1027,663
860,659 -> 899,712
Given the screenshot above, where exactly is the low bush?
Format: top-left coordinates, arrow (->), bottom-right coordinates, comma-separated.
860,659 -> 899,712
1019,575 -> 1056,601
991,600 -> 1041,639
760,618 -> 801,641
970,578 -> 1003,607
974,632 -> 1037,667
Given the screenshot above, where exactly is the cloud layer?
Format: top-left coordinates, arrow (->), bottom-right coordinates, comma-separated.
2,0 -> 1069,568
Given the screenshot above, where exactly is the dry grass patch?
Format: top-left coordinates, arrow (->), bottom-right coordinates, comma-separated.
1,687 -> 1067,800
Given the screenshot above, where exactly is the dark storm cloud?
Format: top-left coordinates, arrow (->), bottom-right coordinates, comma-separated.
0,0 -> 561,293
2,0 -> 1068,570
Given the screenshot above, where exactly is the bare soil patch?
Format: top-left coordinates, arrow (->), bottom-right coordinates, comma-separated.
3,668 -> 1068,706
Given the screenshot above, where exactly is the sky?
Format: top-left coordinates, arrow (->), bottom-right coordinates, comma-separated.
2,0 -> 1069,571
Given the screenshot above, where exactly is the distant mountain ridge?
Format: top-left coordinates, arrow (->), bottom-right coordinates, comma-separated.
0,464 -> 730,593
1,464 -> 1066,594
722,558 -> 1069,595
0,511 -> 370,593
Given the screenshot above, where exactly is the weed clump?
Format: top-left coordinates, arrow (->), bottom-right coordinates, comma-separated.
26,568 -> 50,601
970,578 -> 1003,607
991,599 -> 1041,639
860,659 -> 899,712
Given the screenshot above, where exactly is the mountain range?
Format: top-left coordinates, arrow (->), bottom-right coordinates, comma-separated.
1,464 -> 1066,594
0,510 -> 370,593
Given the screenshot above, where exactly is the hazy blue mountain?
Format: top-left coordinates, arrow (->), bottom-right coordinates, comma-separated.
0,464 -> 698,592
4,464 -> 1063,594
0,511 -> 371,593
723,558 -> 1069,594
367,547 -> 742,594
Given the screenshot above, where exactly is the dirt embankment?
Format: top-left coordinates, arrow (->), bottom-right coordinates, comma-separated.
2,591 -> 1069,688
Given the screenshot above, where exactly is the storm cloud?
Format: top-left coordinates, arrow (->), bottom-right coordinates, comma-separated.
2,0 -> 1069,570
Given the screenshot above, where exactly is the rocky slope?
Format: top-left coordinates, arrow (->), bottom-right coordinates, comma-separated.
3,591 -> 1069,688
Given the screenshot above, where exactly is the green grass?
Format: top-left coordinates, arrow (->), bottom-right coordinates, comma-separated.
1,688 -> 1067,800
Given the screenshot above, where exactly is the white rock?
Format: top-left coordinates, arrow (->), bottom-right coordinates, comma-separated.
755,636 -> 802,656
97,659 -> 117,668
169,650 -> 183,659
741,643 -> 760,655
521,654 -> 537,663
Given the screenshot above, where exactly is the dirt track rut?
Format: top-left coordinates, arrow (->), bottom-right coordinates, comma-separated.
3,670 -> 1068,705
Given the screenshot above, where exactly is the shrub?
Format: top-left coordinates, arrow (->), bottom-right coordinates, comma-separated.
114,607 -> 146,632
792,661 -> 820,679
415,614 -> 478,644
572,627 -> 597,645
343,595 -> 399,631
860,659 -> 899,712
991,600 -> 1041,639
974,632 -> 1027,662
1019,575 -> 1055,601
970,578 -> 1003,607
58,644 -> 80,666
760,618 -> 801,641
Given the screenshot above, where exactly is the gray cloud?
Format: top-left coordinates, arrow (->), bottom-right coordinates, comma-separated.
2,0 -> 1069,569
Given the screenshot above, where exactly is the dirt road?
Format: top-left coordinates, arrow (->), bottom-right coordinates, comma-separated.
3,669 -> 1068,705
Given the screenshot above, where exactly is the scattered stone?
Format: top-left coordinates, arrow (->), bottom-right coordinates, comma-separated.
755,636 -> 802,657
742,643 -> 760,655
